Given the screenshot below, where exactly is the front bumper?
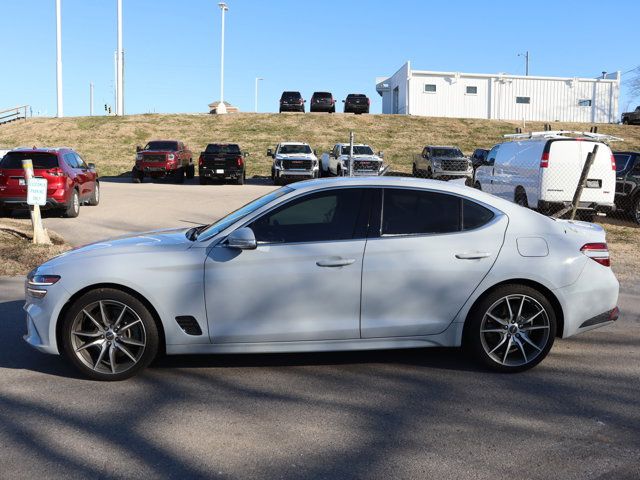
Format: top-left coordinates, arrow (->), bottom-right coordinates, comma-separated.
432,170 -> 473,180
23,282 -> 71,355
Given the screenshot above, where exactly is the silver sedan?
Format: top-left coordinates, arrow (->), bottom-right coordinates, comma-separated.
24,177 -> 619,380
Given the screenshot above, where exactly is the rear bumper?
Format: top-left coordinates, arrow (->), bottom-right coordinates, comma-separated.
280,105 -> 304,112
199,167 -> 243,179
0,196 -> 66,210
310,104 -> 334,112
539,200 -> 616,213
345,106 -> 369,113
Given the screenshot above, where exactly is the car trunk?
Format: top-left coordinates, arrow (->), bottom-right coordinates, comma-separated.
0,152 -> 64,198
541,140 -> 615,205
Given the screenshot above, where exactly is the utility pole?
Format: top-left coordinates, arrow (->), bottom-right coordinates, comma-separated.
55,0 -> 63,117
89,82 -> 94,116
255,77 -> 263,112
116,0 -> 124,115
518,51 -> 529,76
216,2 -> 228,114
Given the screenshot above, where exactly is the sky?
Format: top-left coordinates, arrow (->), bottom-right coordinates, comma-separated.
1,0 -> 639,117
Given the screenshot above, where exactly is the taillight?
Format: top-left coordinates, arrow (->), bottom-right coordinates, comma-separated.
367,98 -> 371,105
46,167 -> 65,177
540,151 -> 549,168
299,99 -> 304,105
198,154 -> 204,167
610,154 -> 616,171
580,243 -> 610,267
236,156 -> 244,167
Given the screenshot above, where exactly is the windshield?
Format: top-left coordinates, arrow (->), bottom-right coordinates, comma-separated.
0,152 -> 59,169
281,92 -> 301,101
340,146 -> 374,155
278,144 -> 312,155
197,187 -> 293,241
614,154 -> 632,172
205,144 -> 241,155
145,141 -> 178,151
432,148 -> 463,158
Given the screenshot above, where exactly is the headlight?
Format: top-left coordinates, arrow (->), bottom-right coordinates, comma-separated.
26,272 -> 60,299
432,160 -> 441,168
168,154 -> 175,161
136,153 -> 143,161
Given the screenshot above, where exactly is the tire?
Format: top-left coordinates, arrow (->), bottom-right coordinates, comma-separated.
0,206 -> 12,217
514,188 -> 528,208
186,163 -> 195,180
426,167 -> 433,179
132,167 -> 143,183
330,107 -> 335,114
174,167 -> 185,184
623,118 -> 629,125
412,164 -> 418,177
464,284 -> 556,373
629,195 -> 640,224
60,288 -> 159,381
87,182 -> 100,206
236,170 -> 245,185
337,166 -> 343,177
64,190 -> 80,218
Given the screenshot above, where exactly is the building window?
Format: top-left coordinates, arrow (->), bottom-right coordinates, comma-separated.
424,84 -> 437,93
466,86 -> 478,95
578,99 -> 592,107
516,96 -> 530,104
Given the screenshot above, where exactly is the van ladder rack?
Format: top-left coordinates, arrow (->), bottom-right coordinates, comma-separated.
503,131 -> 623,142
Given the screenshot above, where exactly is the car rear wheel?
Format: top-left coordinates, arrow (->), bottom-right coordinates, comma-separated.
61,288 -> 159,381
88,182 -> 100,206
465,285 -> 556,372
633,196 -> 640,224
132,167 -> 143,183
174,167 -> 185,184
515,188 -> 528,208
186,163 -> 195,180
236,171 -> 245,185
64,190 -> 80,218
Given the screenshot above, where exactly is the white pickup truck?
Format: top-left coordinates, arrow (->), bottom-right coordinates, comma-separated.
321,143 -> 385,176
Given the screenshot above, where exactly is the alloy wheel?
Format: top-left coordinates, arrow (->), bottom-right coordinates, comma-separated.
479,294 -> 551,367
69,300 -> 147,375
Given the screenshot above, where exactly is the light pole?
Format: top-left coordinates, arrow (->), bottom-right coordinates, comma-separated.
216,2 -> 228,114
89,82 -> 94,116
255,77 -> 263,112
116,0 -> 124,115
55,0 -> 63,117
518,51 -> 529,76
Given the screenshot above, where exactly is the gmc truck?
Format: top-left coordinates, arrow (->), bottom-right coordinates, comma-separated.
268,142 -> 319,185
321,143 -> 385,176
412,146 -> 473,181
132,140 -> 194,183
198,143 -> 247,185
622,106 -> 640,125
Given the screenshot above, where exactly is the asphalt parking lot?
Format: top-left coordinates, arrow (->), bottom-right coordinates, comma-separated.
1,179 -> 639,479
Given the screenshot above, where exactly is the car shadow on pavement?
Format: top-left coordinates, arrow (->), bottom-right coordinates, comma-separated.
99,175 -> 275,186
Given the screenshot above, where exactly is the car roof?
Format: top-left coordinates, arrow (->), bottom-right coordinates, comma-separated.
428,145 -> 460,149
336,143 -> 369,147
11,147 -> 72,153
346,93 -> 367,97
279,142 -> 309,146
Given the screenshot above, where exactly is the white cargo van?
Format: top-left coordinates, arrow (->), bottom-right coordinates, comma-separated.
474,132 -> 618,215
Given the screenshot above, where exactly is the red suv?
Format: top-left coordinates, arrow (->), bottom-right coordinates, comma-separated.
0,148 -> 99,218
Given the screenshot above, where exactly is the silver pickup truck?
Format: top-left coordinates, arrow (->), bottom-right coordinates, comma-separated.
321,143 -> 385,176
412,146 -> 472,181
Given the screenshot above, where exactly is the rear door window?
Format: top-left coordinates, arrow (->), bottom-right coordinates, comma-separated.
382,189 -> 461,235
63,153 -> 79,169
462,200 -> 495,230
1,152 -> 59,169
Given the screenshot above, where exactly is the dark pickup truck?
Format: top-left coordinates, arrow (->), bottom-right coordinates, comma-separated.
622,106 -> 640,125
133,140 -> 194,183
198,143 -> 247,185
613,151 -> 640,223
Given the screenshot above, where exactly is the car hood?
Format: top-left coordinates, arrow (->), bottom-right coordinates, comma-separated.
432,156 -> 470,162
276,154 -> 317,160
141,150 -> 175,155
39,227 -> 193,270
341,155 -> 381,161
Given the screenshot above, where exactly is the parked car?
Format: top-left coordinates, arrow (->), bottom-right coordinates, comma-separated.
321,143 -> 385,176
474,132 -> 616,216
413,146 -> 473,181
132,140 -> 194,183
24,176 -> 619,380
0,147 -> 99,218
471,148 -> 490,169
279,91 -> 305,113
198,143 -> 247,185
613,151 -> 640,223
343,94 -> 370,114
268,142 -> 319,185
310,92 -> 335,113
621,106 -> 640,125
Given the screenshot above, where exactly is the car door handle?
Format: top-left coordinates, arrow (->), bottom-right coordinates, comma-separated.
316,258 -> 356,268
455,252 -> 492,260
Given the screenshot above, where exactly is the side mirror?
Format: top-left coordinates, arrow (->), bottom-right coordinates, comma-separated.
226,227 -> 257,250
342,100 -> 346,103
313,149 -> 318,156
267,149 -> 273,157
136,146 -> 142,152
243,152 -> 250,157
378,151 -> 384,158
88,163 -> 96,170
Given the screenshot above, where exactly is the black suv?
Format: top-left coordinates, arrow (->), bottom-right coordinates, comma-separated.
310,92 -> 335,113
279,91 -> 305,113
343,94 -> 370,114
613,151 -> 640,223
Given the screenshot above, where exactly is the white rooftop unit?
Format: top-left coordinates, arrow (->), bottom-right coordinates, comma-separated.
376,61 -> 620,123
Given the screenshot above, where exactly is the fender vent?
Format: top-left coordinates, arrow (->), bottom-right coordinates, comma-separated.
175,316 -> 203,336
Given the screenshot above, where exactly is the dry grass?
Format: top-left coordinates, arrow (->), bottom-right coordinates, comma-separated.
2,114 -> 640,178
0,219 -> 71,276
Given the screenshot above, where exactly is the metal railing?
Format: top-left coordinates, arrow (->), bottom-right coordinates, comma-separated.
0,105 -> 30,125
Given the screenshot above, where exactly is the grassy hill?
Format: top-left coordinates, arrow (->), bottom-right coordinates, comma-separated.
1,113 -> 640,177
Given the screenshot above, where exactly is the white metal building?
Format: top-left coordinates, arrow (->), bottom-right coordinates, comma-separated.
376,62 -> 620,123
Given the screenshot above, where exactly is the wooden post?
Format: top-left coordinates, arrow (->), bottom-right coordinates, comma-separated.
569,145 -> 599,221
22,159 -> 51,245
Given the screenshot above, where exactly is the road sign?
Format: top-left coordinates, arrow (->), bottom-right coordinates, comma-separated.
27,178 -> 48,206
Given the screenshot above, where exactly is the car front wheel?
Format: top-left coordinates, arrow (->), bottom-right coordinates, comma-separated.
464,285 -> 556,372
88,182 -> 100,206
64,190 -> 80,218
61,288 -> 159,381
